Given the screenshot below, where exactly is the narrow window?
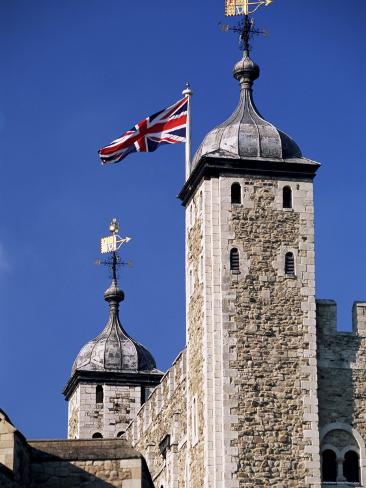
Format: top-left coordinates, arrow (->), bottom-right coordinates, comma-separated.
96,385 -> 104,404
343,450 -> 360,483
199,191 -> 203,212
92,432 -> 103,439
200,255 -> 204,281
192,397 -> 198,445
230,248 -> 240,272
283,186 -> 292,209
189,268 -> 193,295
231,183 -> 241,204
322,449 -> 337,482
285,252 -> 295,275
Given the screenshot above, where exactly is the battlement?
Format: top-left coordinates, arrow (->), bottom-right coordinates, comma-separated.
316,299 -> 366,336
127,348 -> 186,447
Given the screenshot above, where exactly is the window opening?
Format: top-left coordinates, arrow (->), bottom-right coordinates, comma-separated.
283,186 -> 292,209
92,432 -> 103,439
231,183 -> 241,204
192,397 -> 198,445
117,431 -> 125,438
343,450 -> 360,483
230,248 -> 240,272
285,252 -> 295,275
189,268 -> 193,295
199,191 -> 203,212
96,385 -> 104,404
322,449 -> 337,482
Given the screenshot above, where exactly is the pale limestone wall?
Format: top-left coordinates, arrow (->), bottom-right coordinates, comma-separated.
185,175 -> 320,488
68,386 -> 80,438
30,458 -> 142,487
70,383 -> 142,439
317,300 -> 366,485
0,411 -> 30,486
186,193 -> 205,488
126,351 -> 187,488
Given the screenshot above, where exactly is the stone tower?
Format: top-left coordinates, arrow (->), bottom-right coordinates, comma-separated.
63,277 -> 163,439
179,48 -> 321,487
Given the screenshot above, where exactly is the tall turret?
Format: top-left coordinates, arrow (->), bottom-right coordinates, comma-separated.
179,14 -> 321,488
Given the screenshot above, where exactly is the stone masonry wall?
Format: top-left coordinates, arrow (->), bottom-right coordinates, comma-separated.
70,384 -> 141,439
0,411 -> 30,487
126,350 -> 187,488
28,438 -> 152,488
186,195 -> 205,488
317,300 -> 366,484
224,176 -> 320,487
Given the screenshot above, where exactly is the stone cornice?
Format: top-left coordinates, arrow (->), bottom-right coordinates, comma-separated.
178,156 -> 321,206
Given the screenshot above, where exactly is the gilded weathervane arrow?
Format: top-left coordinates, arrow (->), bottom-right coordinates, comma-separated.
96,218 -> 133,282
225,0 -> 272,17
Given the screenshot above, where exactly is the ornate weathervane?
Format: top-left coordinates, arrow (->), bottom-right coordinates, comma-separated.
222,0 -> 272,53
96,218 -> 132,282
225,0 -> 272,16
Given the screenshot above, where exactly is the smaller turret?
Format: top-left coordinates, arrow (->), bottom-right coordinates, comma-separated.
63,219 -> 163,439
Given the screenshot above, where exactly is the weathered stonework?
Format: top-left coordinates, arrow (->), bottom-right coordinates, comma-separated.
226,177 -> 319,487
186,197 -> 205,488
317,300 -> 366,485
68,384 -> 142,439
179,174 -> 321,488
126,350 -> 187,488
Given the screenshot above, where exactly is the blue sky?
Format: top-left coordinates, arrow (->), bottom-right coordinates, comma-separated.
0,0 -> 365,439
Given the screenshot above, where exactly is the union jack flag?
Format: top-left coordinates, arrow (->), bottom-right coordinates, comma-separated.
98,97 -> 188,165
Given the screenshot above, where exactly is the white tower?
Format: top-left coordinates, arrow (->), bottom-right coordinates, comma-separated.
179,42 -> 321,487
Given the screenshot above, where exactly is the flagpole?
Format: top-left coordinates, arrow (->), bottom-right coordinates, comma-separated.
182,82 -> 193,181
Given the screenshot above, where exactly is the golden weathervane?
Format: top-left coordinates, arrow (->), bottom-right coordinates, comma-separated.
225,0 -> 272,17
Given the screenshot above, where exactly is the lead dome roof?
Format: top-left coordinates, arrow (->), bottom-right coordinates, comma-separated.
71,280 -> 158,375
192,50 -> 302,167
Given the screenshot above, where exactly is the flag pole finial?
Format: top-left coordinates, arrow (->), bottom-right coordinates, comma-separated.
182,82 -> 193,181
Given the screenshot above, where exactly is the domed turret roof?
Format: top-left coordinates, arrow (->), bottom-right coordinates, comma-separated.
72,280 -> 157,375
192,50 -> 302,168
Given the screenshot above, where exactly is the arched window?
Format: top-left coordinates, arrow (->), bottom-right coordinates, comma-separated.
343,450 -> 360,482
283,186 -> 292,209
92,432 -> 103,439
322,449 -> 337,482
230,248 -> 240,272
231,183 -> 241,204
96,385 -> 104,404
285,252 -> 295,275
117,431 -> 125,438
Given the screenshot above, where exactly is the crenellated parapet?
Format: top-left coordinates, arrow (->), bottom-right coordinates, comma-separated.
316,300 -> 366,337
126,349 -> 187,488
317,299 -> 366,463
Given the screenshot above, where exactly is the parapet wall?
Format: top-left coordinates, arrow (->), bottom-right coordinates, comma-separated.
126,349 -> 187,488
316,299 -> 366,441
316,300 -> 366,336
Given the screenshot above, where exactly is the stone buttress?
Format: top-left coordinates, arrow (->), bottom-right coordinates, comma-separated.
179,48 -> 321,488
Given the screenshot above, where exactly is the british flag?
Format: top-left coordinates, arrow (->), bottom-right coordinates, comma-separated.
98,97 -> 188,165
